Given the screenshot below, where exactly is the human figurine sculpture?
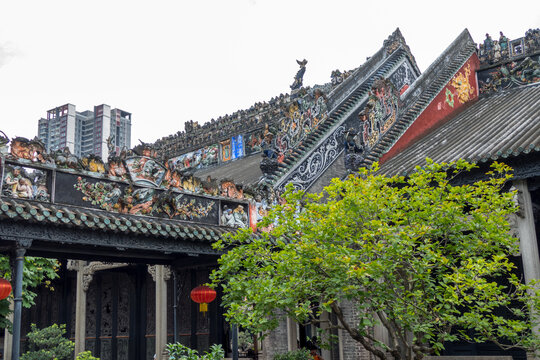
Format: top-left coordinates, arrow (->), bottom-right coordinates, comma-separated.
484,33 -> 494,52
493,40 -> 501,62
499,31 -> 509,55
233,205 -> 248,228
15,178 -> 33,198
483,33 -> 494,62
221,206 -> 235,227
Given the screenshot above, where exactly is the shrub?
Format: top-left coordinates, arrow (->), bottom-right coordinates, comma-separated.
21,324 -> 74,360
166,343 -> 224,360
273,349 -> 311,360
76,351 -> 100,360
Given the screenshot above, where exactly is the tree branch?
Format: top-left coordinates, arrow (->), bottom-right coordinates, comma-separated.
331,302 -> 389,360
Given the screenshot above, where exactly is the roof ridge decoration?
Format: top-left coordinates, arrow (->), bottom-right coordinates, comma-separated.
326,28 -> 420,113
272,31 -> 421,191
478,28 -> 540,68
151,29 -> 420,167
348,29 -> 478,170
158,85 -> 332,180
478,55 -> 540,94
384,28 -> 418,66
290,59 -> 308,92
0,134 -> 253,229
344,79 -> 400,170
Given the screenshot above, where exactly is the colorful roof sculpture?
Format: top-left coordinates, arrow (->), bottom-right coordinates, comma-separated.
478,28 -> 539,68
0,134 -> 255,239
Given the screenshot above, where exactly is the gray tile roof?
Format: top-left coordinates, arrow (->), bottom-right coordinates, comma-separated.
195,152 -> 263,186
0,196 -> 232,242
378,83 -> 540,176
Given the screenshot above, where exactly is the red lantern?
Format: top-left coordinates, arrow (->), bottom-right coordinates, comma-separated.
190,285 -> 216,313
0,278 -> 12,300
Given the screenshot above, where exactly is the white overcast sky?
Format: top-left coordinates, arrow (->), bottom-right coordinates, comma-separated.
1,0 -> 539,146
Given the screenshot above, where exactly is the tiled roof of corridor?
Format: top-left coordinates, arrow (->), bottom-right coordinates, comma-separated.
0,196 -> 231,242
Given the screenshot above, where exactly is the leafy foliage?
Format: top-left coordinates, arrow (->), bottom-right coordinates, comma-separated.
273,348 -> 312,360
166,343 -> 224,360
21,323 -> 74,360
238,330 -> 254,352
212,160 -> 540,360
76,351 -> 100,360
0,256 -> 59,329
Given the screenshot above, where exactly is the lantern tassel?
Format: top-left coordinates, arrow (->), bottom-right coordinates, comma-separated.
199,303 -> 208,312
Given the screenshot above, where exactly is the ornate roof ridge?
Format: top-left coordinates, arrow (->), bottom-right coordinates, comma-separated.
1,139 -> 255,229
151,36 -> 408,161
477,27 -> 540,69
271,43 -> 420,190
360,29 -> 478,167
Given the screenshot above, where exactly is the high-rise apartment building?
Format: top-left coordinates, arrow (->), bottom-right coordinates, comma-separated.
38,103 -> 132,160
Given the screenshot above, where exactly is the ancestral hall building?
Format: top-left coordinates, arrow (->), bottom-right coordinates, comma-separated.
0,27 -> 539,360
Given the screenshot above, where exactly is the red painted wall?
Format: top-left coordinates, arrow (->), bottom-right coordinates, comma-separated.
380,54 -> 479,164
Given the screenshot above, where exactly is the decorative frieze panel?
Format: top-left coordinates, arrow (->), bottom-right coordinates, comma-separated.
277,125 -> 346,192
341,79 -> 401,173
388,60 -> 416,94
358,79 -> 400,153
168,144 -> 219,172
1,136 -> 251,202
1,163 -> 50,201
66,174 -> 218,223
245,129 -> 265,155
262,88 -> 329,164
1,139 -> 253,227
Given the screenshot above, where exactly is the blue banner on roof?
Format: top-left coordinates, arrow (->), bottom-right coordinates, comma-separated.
232,135 -> 244,160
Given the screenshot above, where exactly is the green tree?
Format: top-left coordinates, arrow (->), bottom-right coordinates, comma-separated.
211,160 -> 540,360
0,256 -> 59,329
21,323 -> 74,360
